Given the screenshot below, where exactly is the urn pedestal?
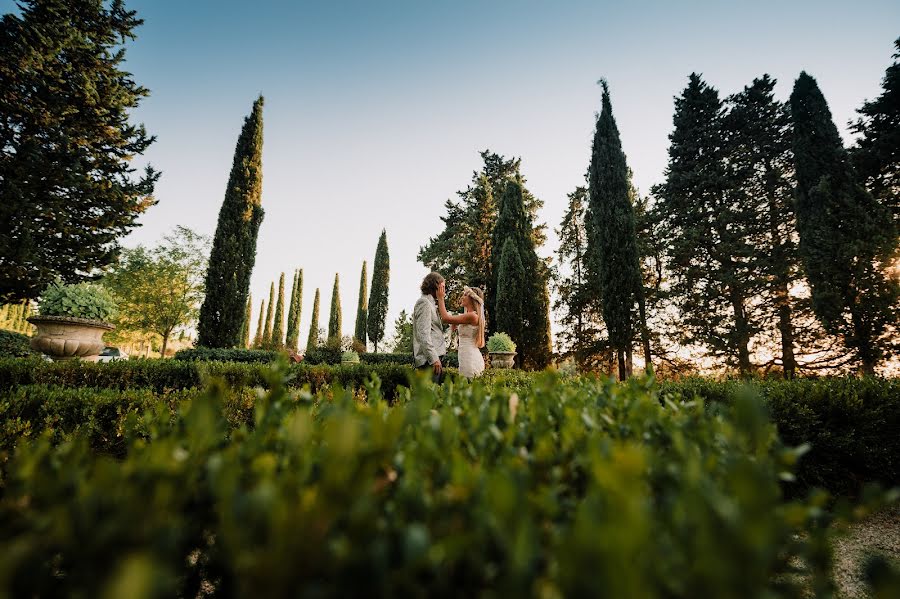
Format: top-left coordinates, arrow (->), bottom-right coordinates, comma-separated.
27,316 -> 114,362
489,351 -> 516,369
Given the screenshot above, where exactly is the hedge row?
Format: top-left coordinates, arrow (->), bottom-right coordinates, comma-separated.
2,367 -> 896,597
174,347 -> 462,368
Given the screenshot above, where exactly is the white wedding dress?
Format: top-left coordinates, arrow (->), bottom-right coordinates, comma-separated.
457,323 -> 485,379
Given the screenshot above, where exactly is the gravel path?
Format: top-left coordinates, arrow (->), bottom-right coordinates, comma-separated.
833,504 -> 900,598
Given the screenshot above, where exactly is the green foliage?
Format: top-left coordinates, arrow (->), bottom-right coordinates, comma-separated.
174,348 -> 279,363
303,346 -> 342,366
241,294 -> 252,348
327,273 -> 342,345
0,330 -> 35,358
0,300 -> 35,335
197,97 -> 265,348
367,231 -> 390,352
850,38 -> 900,225
0,0 -> 159,303
306,289 -> 321,353
487,332 -> 516,353
790,72 -> 899,374
262,282 -> 275,349
38,282 -> 118,322
253,299 -> 265,348
588,80 -> 645,379
285,270 -> 303,351
271,273 -> 286,348
0,364 -> 895,597
354,261 -> 368,347
103,226 -> 209,358
389,310 -> 413,353
341,351 -> 360,363
491,181 -> 552,369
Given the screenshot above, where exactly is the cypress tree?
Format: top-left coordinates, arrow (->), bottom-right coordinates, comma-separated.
327,273 -> 342,346
285,271 -> 297,348
790,72 -> 899,374
725,76 -> 802,378
285,269 -> 303,351
587,80 -> 648,379
306,288 -> 321,352
241,294 -> 252,349
491,180 -> 552,369
850,38 -> 900,226
354,261 -> 368,347
253,300 -> 265,348
652,74 -> 763,376
367,230 -> 390,352
262,282 -> 275,349
271,273 -> 286,348
495,238 -> 526,350
197,97 -> 265,348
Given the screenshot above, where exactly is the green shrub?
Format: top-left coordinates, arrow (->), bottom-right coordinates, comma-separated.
487,332 -> 516,353
37,281 -> 118,321
341,351 -> 360,363
360,352 -> 460,369
0,365 -> 895,597
174,347 -> 279,363
304,346 -> 342,365
0,330 -> 35,358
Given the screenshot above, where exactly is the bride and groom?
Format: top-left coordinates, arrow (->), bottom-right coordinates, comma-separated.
413,272 -> 486,381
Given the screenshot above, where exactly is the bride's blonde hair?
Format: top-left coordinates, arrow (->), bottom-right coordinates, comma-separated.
463,286 -> 486,348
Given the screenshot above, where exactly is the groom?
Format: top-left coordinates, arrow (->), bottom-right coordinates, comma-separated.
413,272 -> 447,382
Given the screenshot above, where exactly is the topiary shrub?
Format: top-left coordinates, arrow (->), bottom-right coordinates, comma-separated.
0,330 -> 36,358
37,282 -> 118,321
487,332 -> 516,353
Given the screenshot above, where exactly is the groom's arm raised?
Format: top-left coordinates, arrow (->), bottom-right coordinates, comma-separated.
414,298 -> 441,374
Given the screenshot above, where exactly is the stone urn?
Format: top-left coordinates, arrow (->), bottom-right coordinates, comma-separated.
27,316 -> 114,362
489,351 -> 517,369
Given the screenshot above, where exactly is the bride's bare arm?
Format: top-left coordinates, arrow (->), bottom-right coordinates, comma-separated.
436,283 -> 478,325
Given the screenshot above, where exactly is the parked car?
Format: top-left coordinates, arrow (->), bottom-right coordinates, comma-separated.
97,346 -> 128,362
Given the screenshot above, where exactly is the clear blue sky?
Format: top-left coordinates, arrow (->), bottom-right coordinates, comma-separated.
4,0 -> 898,346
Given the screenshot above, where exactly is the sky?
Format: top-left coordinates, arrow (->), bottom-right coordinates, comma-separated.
4,0 -> 897,348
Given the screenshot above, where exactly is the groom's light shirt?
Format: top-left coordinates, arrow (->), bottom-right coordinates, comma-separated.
412,294 -> 446,367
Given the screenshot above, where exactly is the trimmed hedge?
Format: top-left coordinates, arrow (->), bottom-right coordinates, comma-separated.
174,347 -> 279,363
360,351 -> 460,369
0,330 -> 35,358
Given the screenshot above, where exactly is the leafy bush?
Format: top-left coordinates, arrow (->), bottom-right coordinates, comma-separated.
37,281 -> 118,321
341,351 -> 360,363
0,330 -> 35,358
174,347 -> 279,363
0,365 -> 895,597
487,332 -> 516,353
304,346 -> 343,365
360,352 -> 460,369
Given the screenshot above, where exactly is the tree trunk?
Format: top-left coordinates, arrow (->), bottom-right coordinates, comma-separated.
774,280 -> 796,378
625,346 -> 633,378
617,348 -> 626,381
730,290 -> 752,377
637,286 -> 651,372
161,331 -> 171,360
851,305 -> 877,376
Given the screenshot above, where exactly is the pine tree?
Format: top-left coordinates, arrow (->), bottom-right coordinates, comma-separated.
725,76 -> 802,378
306,289 -> 321,352
390,310 -> 414,353
197,97 -> 265,348
0,0 -> 158,302
850,38 -> 900,226
495,238 -> 526,347
241,294 -> 252,349
652,74 -> 764,376
587,80 -> 648,379
253,300 -> 265,348
285,270 -> 303,351
271,273 -> 286,348
327,273 -> 342,347
354,261 -> 368,347
262,282 -> 275,349
790,72 -> 899,374
367,230 -> 390,352
491,180 -> 552,369
553,186 -> 611,371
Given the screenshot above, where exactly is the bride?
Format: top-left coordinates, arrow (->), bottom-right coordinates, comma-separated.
436,282 -> 485,379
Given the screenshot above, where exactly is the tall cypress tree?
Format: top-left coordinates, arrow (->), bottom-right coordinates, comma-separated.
285,271 -> 298,348
306,288 -> 321,352
328,273 -> 342,347
354,261 -> 368,347
241,294 -> 252,349
271,273 -> 286,348
253,300 -> 265,348
285,269 -> 303,351
491,180 -> 552,369
850,38 -> 900,226
367,231 -> 390,352
587,80 -> 648,379
652,74 -> 763,376
725,76 -> 803,378
197,96 -> 265,348
262,282 -> 275,349
495,238 -> 526,350
790,72 -> 899,374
